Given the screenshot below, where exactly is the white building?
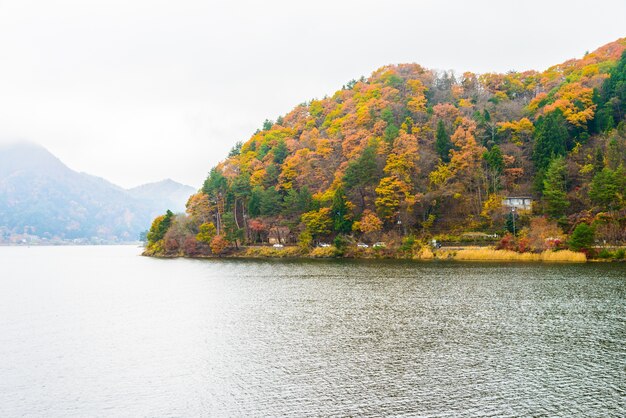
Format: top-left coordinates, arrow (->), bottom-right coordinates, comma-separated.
502,196 -> 532,211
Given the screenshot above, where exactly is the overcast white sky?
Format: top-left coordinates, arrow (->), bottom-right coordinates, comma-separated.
0,0 -> 624,189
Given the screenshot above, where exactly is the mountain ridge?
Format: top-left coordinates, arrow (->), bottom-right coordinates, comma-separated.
0,142 -> 194,243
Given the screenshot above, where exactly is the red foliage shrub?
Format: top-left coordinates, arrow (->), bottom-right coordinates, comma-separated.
496,233 -> 517,251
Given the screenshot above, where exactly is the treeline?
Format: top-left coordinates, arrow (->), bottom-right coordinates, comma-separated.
145,39 -> 626,258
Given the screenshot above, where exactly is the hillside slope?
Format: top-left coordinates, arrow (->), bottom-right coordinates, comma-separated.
146,38 -> 626,257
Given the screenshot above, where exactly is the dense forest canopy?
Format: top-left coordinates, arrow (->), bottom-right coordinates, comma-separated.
146,38 -> 626,257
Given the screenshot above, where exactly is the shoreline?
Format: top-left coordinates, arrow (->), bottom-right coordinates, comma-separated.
144,245 -> 595,263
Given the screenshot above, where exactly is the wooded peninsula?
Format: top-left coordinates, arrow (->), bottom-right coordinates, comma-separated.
144,38 -> 626,262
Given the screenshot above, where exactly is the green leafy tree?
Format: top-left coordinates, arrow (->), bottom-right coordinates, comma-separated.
435,120 -> 453,162
589,166 -> 625,210
568,223 -> 595,252
228,141 -> 243,157
283,187 -> 313,216
543,156 -> 569,218
593,101 -> 615,133
606,137 -> 623,169
343,145 -> 379,209
330,187 -> 353,233
533,109 -> 569,172
505,212 -> 516,235
262,119 -> 274,131
202,168 -> 227,196
484,145 -> 504,173
263,164 -> 280,188
147,209 -> 174,244
381,108 -> 399,143
272,139 -> 289,164
384,123 -> 399,144
257,142 -> 270,159
231,173 -> 251,198
248,186 -> 263,217
221,212 -> 244,248
597,50 -> 626,128
483,144 -> 504,192
259,187 -> 282,216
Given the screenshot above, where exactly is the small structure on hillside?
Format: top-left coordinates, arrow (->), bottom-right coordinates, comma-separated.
502,196 -> 532,211
268,226 -> 291,245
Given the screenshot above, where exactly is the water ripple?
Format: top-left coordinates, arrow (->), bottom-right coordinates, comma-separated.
0,248 -> 624,417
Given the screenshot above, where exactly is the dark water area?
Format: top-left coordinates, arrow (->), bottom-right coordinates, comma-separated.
1,246 -> 624,416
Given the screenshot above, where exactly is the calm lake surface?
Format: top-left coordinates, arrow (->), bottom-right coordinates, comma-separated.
0,245 -> 624,417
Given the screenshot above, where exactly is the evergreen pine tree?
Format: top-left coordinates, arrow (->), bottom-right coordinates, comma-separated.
331,187 -> 353,234
435,120 -> 453,162
533,109 -> 569,172
543,156 -> 570,218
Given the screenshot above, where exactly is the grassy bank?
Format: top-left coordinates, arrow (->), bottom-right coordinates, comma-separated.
447,248 -> 586,262
184,245 -> 590,263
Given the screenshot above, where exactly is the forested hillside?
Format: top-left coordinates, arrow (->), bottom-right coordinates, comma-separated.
146,38 -> 626,258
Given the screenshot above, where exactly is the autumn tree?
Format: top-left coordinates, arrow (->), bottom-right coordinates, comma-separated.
248,219 -> 267,243
352,210 -> 383,242
525,217 -> 564,252
375,176 -> 409,222
375,130 -> 420,223
449,119 -> 487,216
543,82 -> 596,129
186,193 -> 211,224
196,222 -> 217,245
301,208 -> 332,241
498,118 -> 534,145
210,235 -> 229,255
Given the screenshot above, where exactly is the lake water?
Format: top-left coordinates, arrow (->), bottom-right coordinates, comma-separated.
0,245 -> 624,417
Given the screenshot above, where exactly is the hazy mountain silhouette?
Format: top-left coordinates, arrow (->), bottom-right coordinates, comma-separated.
0,142 -> 194,242
127,179 -> 195,213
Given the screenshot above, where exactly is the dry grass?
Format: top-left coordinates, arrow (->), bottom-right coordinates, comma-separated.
310,246 -> 338,258
243,246 -> 304,258
414,247 -> 434,260
451,248 -> 586,262
540,250 -> 587,262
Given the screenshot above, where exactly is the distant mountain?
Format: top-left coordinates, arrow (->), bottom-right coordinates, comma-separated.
0,142 -> 195,243
128,179 -> 194,213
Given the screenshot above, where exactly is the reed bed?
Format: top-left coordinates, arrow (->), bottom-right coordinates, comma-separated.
451,248 -> 586,262
243,246 -> 304,258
